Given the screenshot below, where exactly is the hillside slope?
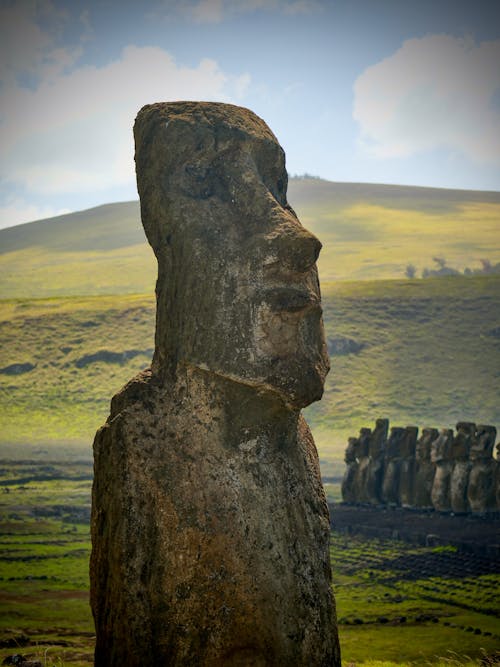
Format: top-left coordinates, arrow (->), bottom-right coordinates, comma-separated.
1,179 -> 499,297
1,276 -> 498,475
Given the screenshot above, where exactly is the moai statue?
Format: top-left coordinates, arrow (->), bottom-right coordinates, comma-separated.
90,102 -> 340,666
381,427 -> 405,505
496,441 -> 500,511
430,429 -> 454,512
414,428 -> 438,509
398,426 -> 418,507
449,421 -> 475,513
365,418 -> 389,505
353,427 -> 371,503
341,436 -> 359,503
468,424 -> 497,513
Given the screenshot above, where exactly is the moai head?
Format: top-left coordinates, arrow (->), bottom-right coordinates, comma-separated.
400,426 -> 418,459
430,429 -> 454,464
386,427 -> 405,460
345,437 -> 358,464
369,418 -> 389,459
416,428 -> 438,463
450,421 -> 476,460
470,425 -> 497,461
134,102 -> 329,408
356,428 -> 371,459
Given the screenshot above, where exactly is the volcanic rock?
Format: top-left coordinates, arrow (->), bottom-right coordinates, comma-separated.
90,102 -> 340,666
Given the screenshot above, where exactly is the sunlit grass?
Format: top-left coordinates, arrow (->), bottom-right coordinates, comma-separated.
312,202 -> 500,281
1,183 -> 499,298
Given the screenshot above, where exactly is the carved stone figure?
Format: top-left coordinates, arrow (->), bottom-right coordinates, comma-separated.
352,427 -> 371,503
365,418 -> 388,504
381,427 -> 405,505
342,436 -> 359,503
468,424 -> 497,513
496,441 -> 500,510
90,102 -> 340,666
398,426 -> 418,507
449,421 -> 475,513
414,427 -> 438,508
430,429 -> 454,511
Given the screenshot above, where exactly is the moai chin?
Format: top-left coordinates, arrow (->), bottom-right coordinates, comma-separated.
90,102 -> 340,666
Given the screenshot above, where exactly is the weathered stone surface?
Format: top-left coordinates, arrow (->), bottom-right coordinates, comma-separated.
365,418 -> 388,504
341,436 -> 358,503
468,424 -> 497,513
381,427 -> 405,505
398,426 -> 418,507
414,427 -> 438,508
342,419 -> 499,513
352,427 -> 371,503
430,429 -> 454,512
90,102 -> 340,666
449,421 -> 475,513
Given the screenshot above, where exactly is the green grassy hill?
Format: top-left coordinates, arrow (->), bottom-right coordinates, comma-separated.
1,179 -> 500,297
1,178 -> 499,470
1,276 -> 498,475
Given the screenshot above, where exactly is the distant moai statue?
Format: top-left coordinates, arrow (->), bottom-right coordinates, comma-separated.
381,427 -> 405,505
414,428 -> 438,508
430,429 -> 454,511
496,440 -> 500,510
341,436 -> 359,503
398,426 -> 418,507
468,425 -> 497,513
449,422 -> 475,513
365,418 -> 389,504
353,427 -> 371,503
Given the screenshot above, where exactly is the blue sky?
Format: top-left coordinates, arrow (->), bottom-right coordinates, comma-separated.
0,0 -> 499,229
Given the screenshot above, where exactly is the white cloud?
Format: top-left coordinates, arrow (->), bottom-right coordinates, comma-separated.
0,45 -> 251,198
0,0 -> 80,86
353,35 -> 500,164
0,198 -> 70,230
176,0 -> 321,23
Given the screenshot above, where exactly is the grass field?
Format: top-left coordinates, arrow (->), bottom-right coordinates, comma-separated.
0,464 -> 498,666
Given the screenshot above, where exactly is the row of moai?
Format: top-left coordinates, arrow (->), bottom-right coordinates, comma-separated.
342,419 -> 499,513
